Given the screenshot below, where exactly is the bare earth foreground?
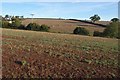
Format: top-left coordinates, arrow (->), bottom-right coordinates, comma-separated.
2,28 -> 119,79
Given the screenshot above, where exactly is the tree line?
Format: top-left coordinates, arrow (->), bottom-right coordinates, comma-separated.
2,15 -> 50,32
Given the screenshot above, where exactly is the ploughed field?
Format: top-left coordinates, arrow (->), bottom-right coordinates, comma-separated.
2,28 -> 119,78
22,19 -> 106,35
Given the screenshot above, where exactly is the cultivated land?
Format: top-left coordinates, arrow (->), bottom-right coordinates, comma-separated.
2,28 -> 119,78
22,18 -> 107,35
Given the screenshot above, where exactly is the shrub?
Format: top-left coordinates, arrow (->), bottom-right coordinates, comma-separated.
26,23 -> 32,30
2,21 -> 11,28
26,23 -> 40,30
11,18 -> 21,29
17,25 -> 26,30
93,31 -> 103,37
73,27 -> 89,35
26,23 -> 50,32
39,24 -> 50,32
103,22 -> 119,38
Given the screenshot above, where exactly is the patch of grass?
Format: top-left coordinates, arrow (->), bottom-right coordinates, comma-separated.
109,72 -> 116,78
21,60 -> 27,66
94,59 -> 118,67
82,46 -> 91,51
15,60 -> 27,66
80,59 -> 92,64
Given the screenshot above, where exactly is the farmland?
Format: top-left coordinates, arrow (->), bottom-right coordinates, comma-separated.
2,28 -> 119,78
22,18 -> 106,35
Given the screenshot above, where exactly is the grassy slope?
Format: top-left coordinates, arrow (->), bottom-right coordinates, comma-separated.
2,28 -> 119,78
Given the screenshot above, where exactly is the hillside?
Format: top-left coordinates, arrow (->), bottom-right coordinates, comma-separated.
2,28 -> 119,78
22,18 -> 107,35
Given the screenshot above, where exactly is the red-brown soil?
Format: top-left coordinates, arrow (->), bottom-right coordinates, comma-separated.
2,29 -> 119,79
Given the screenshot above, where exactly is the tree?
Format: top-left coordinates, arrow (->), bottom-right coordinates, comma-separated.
11,18 -> 21,29
20,16 -> 24,19
103,22 -> 119,38
26,23 -> 39,30
17,24 -> 26,30
11,16 -> 16,21
2,21 -> 11,28
15,16 -> 19,19
5,15 -> 10,20
93,31 -> 103,37
111,18 -> 119,22
90,14 -> 100,23
26,23 -> 50,32
39,24 -> 50,32
73,27 -> 89,36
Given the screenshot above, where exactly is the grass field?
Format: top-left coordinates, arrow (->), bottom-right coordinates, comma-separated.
2,28 -> 119,78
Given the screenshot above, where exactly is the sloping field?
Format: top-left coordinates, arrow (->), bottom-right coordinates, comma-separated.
2,28 -> 119,78
22,18 -> 106,34
95,21 -> 110,25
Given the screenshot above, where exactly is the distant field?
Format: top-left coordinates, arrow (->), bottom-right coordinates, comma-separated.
2,28 -> 119,78
22,18 -> 107,35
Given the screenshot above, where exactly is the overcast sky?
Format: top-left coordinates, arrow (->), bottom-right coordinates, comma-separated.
1,2 -> 118,21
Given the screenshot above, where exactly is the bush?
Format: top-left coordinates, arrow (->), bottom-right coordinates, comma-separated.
93,31 -> 103,37
73,27 -> 89,35
11,18 -> 21,29
39,24 -> 50,32
17,25 -> 26,30
26,23 -> 40,30
26,23 -> 32,30
103,22 -> 119,38
26,23 -> 50,32
2,21 -> 11,28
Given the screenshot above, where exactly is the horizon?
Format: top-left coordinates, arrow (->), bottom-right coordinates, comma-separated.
2,2 -> 118,21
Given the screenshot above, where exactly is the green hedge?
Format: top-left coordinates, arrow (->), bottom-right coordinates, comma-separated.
73,27 -> 89,36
